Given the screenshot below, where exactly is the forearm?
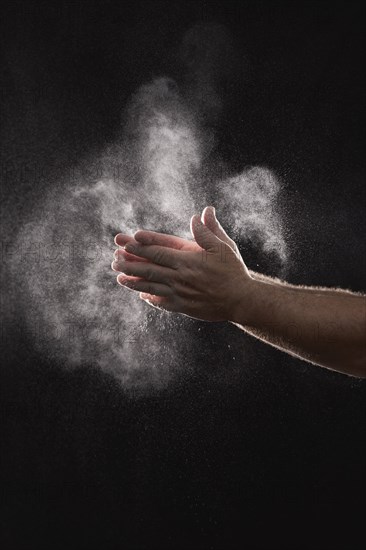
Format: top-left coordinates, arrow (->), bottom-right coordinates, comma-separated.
231,274 -> 366,377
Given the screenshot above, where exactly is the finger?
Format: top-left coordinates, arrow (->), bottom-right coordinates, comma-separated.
201,206 -> 230,244
201,206 -> 237,251
190,214 -> 223,253
114,248 -> 149,263
124,243 -> 182,269
114,234 -> 139,247
117,275 -> 172,297
140,292 -> 154,300
114,274 -> 144,284
112,260 -> 173,285
134,230 -> 190,250
139,292 -> 178,312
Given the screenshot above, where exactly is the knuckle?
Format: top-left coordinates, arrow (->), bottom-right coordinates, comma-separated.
182,266 -> 194,282
177,277 -> 186,287
170,259 -> 180,270
175,269 -> 191,289
145,268 -> 154,281
153,249 -> 164,264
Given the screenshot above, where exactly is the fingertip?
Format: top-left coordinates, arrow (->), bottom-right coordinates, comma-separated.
113,248 -> 125,261
190,213 -> 200,226
203,205 -> 216,216
133,229 -> 151,244
202,205 -> 217,226
208,206 -> 217,221
117,273 -> 126,285
133,230 -> 145,242
126,243 -> 138,254
201,207 -> 209,223
115,233 -> 138,246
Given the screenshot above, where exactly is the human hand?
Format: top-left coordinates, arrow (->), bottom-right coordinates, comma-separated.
114,206 -> 239,262
112,206 -> 253,322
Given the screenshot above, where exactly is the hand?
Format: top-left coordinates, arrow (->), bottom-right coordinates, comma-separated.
112,206 -> 253,322
114,206 -> 239,262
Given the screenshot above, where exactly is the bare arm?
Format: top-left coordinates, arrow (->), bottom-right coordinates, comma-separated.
112,206 -> 366,378
230,275 -> 366,377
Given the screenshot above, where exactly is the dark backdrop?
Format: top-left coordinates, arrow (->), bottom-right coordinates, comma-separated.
1,2 -> 365,549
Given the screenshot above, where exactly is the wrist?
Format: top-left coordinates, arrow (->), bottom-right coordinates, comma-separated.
228,275 -> 261,325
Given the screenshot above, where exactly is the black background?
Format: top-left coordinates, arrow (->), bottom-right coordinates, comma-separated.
1,1 -> 365,549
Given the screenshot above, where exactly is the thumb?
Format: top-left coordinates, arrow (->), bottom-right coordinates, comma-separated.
201,206 -> 239,255
201,206 -> 232,247
190,214 -> 222,252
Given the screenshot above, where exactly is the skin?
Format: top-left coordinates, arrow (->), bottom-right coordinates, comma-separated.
112,206 -> 366,378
